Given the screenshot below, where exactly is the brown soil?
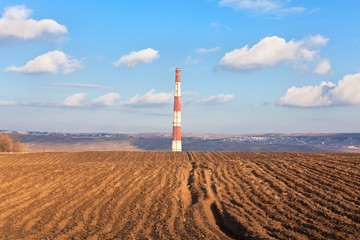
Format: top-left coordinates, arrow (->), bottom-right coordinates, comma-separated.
0,151 -> 359,239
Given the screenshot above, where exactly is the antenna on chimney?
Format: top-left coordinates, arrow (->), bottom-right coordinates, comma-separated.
172,68 -> 182,152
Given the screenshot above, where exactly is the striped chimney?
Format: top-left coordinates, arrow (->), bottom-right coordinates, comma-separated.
172,68 -> 182,152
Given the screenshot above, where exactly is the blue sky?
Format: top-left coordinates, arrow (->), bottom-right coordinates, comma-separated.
1,0 -> 360,134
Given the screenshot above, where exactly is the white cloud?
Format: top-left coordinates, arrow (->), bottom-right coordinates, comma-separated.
219,35 -> 329,73
331,73 -> 360,105
183,91 -> 198,96
218,0 -> 305,15
208,22 -> 231,31
0,92 -> 123,108
220,0 -> 279,11
197,47 -> 222,53
198,94 -> 234,104
278,82 -> 335,107
0,99 -> 57,107
278,73 -> 360,107
184,55 -> 201,65
63,92 -> 121,107
313,59 -> 331,74
123,89 -> 173,107
90,93 -> 121,106
0,100 -> 17,105
0,5 -> 67,42
54,83 -> 111,89
209,22 -> 220,27
62,93 -> 87,107
5,50 -> 82,74
304,34 -> 329,48
113,48 -> 159,68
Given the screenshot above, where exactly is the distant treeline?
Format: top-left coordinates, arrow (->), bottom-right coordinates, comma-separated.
0,133 -> 26,152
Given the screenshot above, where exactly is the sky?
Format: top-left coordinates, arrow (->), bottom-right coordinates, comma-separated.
1,0 -> 360,134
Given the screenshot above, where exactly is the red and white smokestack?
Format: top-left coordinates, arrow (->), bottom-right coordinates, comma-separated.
172,68 -> 182,152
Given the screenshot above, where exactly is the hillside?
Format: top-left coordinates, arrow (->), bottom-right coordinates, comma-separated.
1,151 -> 359,239
4,131 -> 360,152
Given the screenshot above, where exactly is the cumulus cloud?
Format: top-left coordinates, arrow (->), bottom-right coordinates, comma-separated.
62,93 -> 87,107
5,50 -> 82,74
198,94 -> 234,104
219,35 -> 329,73
197,47 -> 222,53
113,48 -> 159,68
90,93 -> 121,106
278,73 -> 360,107
0,100 -> 17,105
278,82 -> 335,107
123,89 -> 173,107
0,5 -> 67,42
313,59 -> 331,74
218,0 -> 305,15
332,73 -> 360,105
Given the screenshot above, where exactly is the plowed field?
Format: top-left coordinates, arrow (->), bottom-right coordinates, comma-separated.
0,151 -> 359,239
